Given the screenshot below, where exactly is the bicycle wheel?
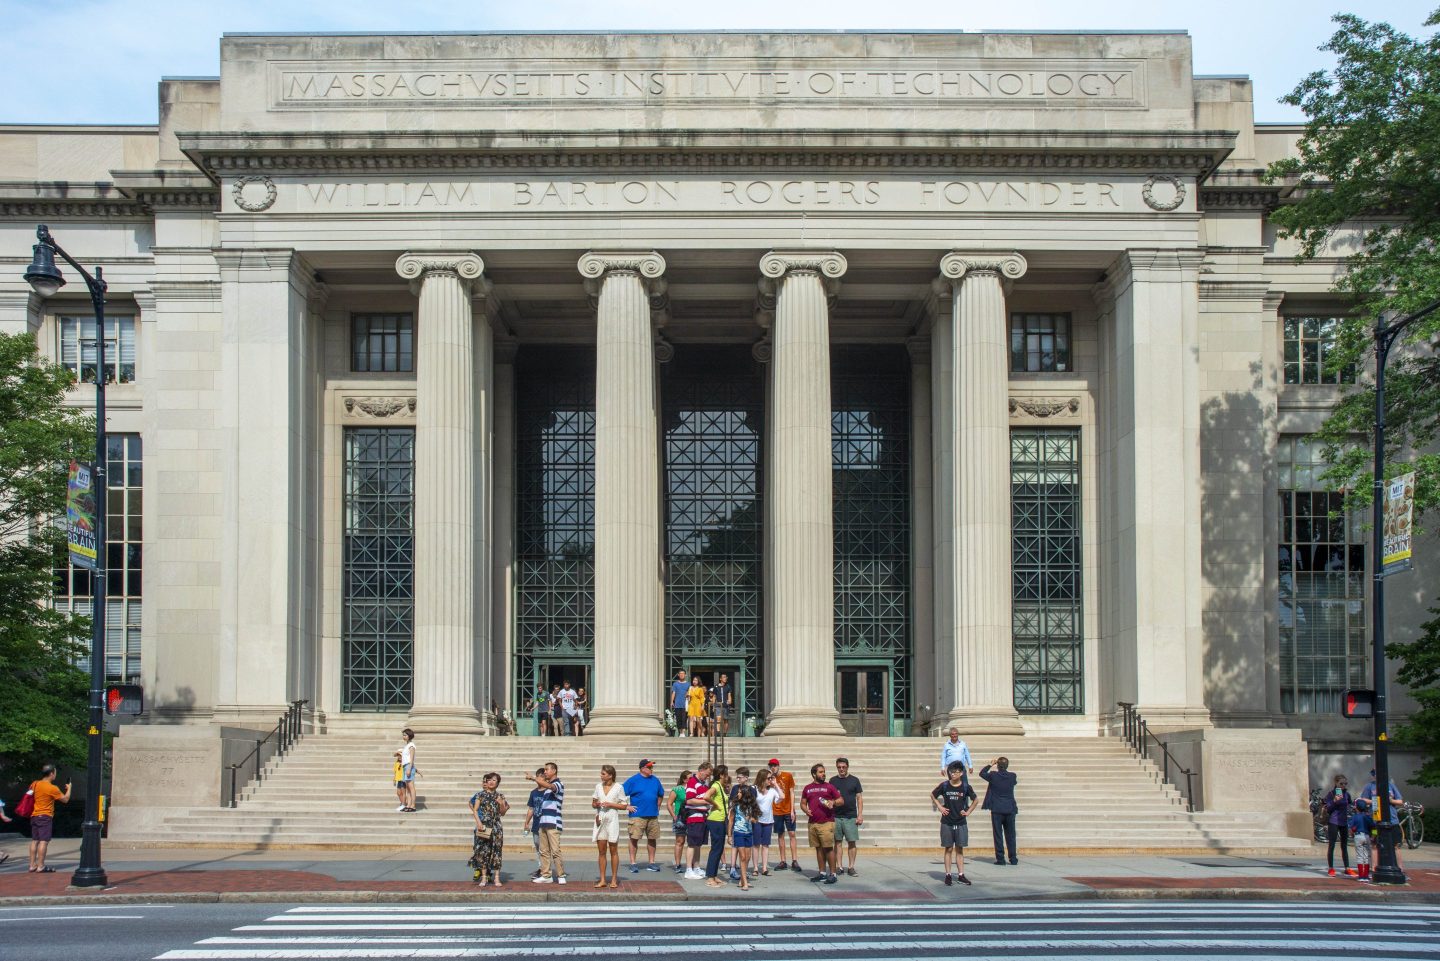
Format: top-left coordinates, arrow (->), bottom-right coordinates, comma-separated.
1404,815 -> 1424,849
1313,818 -> 1327,843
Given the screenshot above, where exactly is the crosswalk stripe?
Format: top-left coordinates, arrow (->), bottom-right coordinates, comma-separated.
200,930 -> 1440,945
283,902 -> 1440,915
237,917 -> 1440,932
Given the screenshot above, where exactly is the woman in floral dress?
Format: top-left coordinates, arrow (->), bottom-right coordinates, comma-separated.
468,772 -> 509,886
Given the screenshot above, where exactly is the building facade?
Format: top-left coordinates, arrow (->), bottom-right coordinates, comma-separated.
2,31 -> 1431,808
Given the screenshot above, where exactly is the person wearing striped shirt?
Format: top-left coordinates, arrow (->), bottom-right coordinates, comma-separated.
527,762 -> 567,884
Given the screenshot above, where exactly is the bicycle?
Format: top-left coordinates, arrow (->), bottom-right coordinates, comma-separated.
1399,801 -> 1426,849
1308,788 -> 1329,843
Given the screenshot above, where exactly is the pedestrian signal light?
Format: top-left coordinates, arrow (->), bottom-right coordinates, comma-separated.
105,685 -> 143,716
1342,689 -> 1375,719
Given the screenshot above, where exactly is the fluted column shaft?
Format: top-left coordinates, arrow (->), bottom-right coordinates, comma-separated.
941,251 -> 1027,734
397,252 -> 485,732
761,251 -> 847,736
580,251 -> 666,735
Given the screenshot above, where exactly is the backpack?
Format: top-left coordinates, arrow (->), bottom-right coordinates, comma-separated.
15,785 -> 35,818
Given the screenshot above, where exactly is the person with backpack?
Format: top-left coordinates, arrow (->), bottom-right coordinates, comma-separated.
24,765 -> 71,873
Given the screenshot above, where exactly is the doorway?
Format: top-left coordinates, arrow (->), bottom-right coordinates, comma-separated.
523,661 -> 592,736
686,663 -> 745,736
837,666 -> 890,736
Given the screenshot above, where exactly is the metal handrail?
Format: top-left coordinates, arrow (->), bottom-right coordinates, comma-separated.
1115,701 -> 1196,812
223,699 -> 308,809
705,699 -> 726,770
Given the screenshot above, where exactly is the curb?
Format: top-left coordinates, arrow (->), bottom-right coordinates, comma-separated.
1,886 -> 1437,907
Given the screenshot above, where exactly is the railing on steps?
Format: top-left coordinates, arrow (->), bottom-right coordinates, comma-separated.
223,699 -> 309,808
1116,701 -> 1195,812
705,703 -> 727,769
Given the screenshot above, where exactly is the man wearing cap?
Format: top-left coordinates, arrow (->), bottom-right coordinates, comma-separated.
767,757 -> 800,871
623,758 -> 666,873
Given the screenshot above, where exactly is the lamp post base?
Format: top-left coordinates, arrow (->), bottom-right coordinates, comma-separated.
1372,822 -> 1408,885
70,819 -> 108,888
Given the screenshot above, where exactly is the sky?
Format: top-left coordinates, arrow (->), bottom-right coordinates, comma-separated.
1,0 -> 1435,124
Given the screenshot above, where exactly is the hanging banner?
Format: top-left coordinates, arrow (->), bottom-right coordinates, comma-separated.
1381,471 -> 1416,576
66,460 -> 97,571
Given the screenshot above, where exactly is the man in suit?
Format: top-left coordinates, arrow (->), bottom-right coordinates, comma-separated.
980,756 -> 1018,865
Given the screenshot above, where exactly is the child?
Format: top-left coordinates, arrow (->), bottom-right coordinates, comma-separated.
730,782 -> 760,891
671,770 -> 692,872
726,767 -> 752,880
1351,796 -> 1374,882
930,761 -> 978,886
522,767 -> 546,879
392,752 -> 405,812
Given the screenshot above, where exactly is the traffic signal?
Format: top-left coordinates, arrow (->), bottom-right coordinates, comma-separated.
1342,689 -> 1375,719
105,685 -> 143,716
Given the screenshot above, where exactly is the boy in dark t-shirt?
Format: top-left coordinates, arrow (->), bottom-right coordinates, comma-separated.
930,761 -> 979,886
522,767 -> 546,878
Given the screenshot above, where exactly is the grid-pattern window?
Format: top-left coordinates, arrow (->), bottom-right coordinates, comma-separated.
342,427 -> 415,710
514,349 -> 596,710
1011,428 -> 1083,714
1278,436 -> 1367,714
351,314 -> 414,372
53,434 -> 142,683
60,316 -> 136,384
1284,317 -> 1355,384
832,346 -> 912,721
663,348 -> 765,719
1009,313 -> 1071,373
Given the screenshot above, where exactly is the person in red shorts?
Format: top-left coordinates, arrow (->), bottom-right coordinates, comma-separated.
27,764 -> 70,873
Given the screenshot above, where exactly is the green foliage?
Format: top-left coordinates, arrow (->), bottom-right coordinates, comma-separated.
1265,10 -> 1440,787
0,331 -> 93,782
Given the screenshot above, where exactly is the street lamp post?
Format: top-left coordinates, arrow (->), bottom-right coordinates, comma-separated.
24,223 -> 110,889
1369,297 -> 1439,887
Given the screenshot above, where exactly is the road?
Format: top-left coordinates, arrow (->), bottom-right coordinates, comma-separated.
3,899 -> 1439,960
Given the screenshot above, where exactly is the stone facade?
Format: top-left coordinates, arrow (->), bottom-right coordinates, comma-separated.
1,31 -> 1433,819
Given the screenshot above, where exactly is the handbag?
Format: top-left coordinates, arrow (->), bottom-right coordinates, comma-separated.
15,787 -> 35,819
475,823 -> 494,841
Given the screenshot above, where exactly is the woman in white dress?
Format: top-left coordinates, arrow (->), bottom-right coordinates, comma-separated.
591,764 -> 629,888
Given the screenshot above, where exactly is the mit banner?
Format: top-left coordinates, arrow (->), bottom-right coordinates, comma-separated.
66,460 -> 97,571
1382,472 -> 1416,576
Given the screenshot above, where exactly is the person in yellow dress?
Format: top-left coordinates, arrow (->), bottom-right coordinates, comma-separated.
686,676 -> 708,738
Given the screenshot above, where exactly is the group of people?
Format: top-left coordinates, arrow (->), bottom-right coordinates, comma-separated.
526,680 -> 589,736
667,669 -> 735,737
1318,768 -> 1406,882
406,725 -> 1020,890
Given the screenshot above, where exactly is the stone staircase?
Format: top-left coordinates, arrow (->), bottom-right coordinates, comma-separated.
111,733 -> 1310,855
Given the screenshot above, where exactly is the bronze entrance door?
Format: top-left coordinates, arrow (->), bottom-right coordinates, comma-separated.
836,666 -> 889,736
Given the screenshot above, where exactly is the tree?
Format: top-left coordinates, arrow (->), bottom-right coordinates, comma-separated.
1266,9 -> 1440,785
0,331 -> 92,781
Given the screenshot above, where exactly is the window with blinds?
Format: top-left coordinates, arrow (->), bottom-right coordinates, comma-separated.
60,316 -> 136,384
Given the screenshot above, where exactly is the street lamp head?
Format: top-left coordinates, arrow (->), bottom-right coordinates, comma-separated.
24,241 -> 65,297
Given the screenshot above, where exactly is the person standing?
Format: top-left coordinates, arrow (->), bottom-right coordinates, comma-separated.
1323,773 -> 1353,878
730,780 -> 759,891
686,675 -> 708,738
1359,768 -> 1405,874
931,761 -> 978,886
801,762 -> 841,884
397,728 -> 417,812
683,762 -> 714,879
669,669 -> 689,736
468,772 -> 509,887
0,797 -> 11,866
767,757 -> 800,871
979,756 -> 1019,865
670,769 -> 693,872
25,765 -> 70,873
724,767 -> 752,880
574,687 -> 589,735
623,758 -> 666,873
829,757 -> 864,876
703,765 -> 732,888
559,680 -> 580,735
527,762 -> 566,884
714,673 -> 734,736
522,766 -> 546,879
753,768 -> 781,876
592,764 -> 628,889
1351,796 -> 1374,882
549,684 -> 564,736
940,727 -> 972,777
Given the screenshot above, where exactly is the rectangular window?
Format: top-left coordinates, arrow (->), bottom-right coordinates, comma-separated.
342,427 -> 415,710
1283,316 -> 1355,384
1011,428 -> 1083,714
60,316 -> 136,384
351,314 -> 414,372
1277,436 -> 1367,714
53,434 -> 142,683
1009,313 -> 1071,372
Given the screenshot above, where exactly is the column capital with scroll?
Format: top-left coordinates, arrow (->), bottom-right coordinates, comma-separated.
395,251 -> 486,295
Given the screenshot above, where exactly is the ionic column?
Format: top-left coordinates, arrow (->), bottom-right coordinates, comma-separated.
396,251 -> 485,732
760,250 -> 847,736
940,251 -> 1027,734
579,251 -> 667,735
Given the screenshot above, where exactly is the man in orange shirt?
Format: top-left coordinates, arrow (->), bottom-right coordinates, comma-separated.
27,764 -> 71,873
766,758 -> 800,872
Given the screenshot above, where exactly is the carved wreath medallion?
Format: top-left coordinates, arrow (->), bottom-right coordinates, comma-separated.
1009,397 -> 1080,418
232,176 -> 277,212
344,396 -> 417,418
1142,175 -> 1186,212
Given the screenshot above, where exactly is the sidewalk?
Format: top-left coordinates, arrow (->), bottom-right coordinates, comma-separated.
2,835 -> 1438,904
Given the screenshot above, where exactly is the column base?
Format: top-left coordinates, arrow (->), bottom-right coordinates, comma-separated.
945,706 -> 1025,735
584,707 -> 666,736
762,707 -> 846,737
406,705 -> 483,734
